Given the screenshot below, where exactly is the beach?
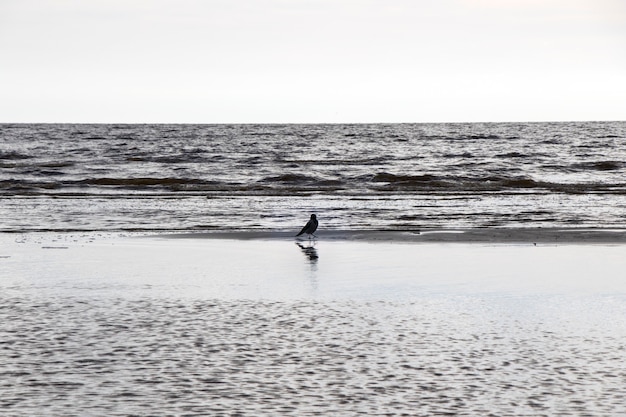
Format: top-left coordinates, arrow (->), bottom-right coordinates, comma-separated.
2,229 -> 626,416
2,109 -> 626,417
3,0 -> 626,412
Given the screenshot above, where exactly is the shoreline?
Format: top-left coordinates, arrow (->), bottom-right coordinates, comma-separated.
160,227 -> 626,244
3,227 -> 626,247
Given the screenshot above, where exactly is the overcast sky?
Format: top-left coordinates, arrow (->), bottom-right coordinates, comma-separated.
1,0 -> 625,123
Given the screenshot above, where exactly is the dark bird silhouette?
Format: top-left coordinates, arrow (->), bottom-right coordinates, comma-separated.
296,214 -> 318,238
296,242 -> 319,262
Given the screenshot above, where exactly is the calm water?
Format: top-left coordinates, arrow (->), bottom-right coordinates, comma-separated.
1,121 -> 626,232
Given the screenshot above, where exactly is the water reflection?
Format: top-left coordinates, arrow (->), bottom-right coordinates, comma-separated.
296,242 -> 319,294
295,242 -> 319,264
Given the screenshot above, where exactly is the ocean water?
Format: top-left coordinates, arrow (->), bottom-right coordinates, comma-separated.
1,121 -> 626,232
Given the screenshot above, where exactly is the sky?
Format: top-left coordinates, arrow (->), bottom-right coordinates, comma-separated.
1,0 -> 625,123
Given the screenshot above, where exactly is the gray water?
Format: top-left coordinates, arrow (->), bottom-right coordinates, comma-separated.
2,296 -> 625,416
1,236 -> 626,416
2,122 -> 626,416
2,122 -> 626,232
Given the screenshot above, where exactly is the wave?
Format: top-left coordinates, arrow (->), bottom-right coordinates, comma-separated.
570,161 -> 624,171
367,172 -> 626,194
75,177 -> 217,189
0,151 -> 32,160
370,172 -> 539,191
128,155 -> 207,164
3,173 -> 626,196
371,173 -> 440,184
441,152 -> 474,159
259,174 -> 320,184
0,180 -> 61,191
496,152 -> 528,158
463,134 -> 501,140
281,158 -> 387,166
258,174 -> 344,188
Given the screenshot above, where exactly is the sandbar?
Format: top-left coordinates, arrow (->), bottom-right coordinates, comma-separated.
164,227 -> 626,244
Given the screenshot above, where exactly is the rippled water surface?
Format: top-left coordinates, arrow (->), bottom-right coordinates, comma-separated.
2,122 -> 626,231
2,296 -> 625,416
3,121 -> 626,415
1,235 -> 626,416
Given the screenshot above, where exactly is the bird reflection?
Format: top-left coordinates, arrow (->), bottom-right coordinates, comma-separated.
296,242 -> 319,264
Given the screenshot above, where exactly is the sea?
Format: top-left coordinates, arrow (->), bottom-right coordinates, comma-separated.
2,122 -> 626,416
1,121 -> 626,233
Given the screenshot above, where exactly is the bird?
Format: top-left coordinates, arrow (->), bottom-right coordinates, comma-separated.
296,214 -> 318,239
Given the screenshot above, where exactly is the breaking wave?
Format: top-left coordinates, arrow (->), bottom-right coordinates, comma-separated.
2,174 -> 626,196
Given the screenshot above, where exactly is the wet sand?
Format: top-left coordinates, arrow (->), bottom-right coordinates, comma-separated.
166,227 -> 626,244
1,229 -> 626,416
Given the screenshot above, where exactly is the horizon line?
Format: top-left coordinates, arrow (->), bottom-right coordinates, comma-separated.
2,119 -> 625,125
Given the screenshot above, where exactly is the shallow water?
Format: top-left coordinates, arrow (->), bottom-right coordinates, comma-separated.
1,235 -> 626,416
2,296 -> 625,416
